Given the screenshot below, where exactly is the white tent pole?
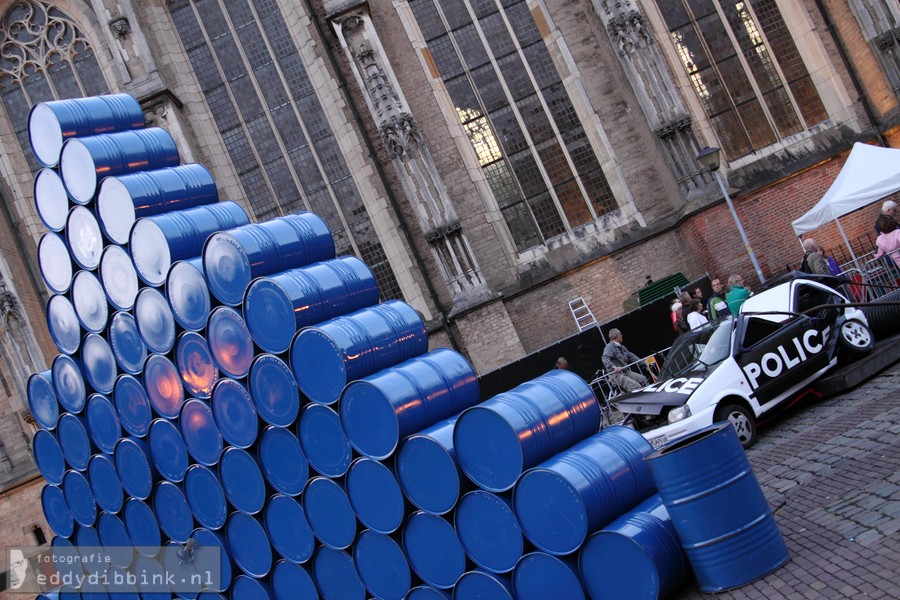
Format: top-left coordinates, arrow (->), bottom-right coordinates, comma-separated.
835,217 -> 862,273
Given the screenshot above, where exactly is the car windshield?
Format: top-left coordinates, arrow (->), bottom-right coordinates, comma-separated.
660,316 -> 734,378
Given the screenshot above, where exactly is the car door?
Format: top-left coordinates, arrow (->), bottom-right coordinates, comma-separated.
734,312 -> 831,407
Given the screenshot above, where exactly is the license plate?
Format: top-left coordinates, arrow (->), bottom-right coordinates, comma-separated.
650,435 -> 668,449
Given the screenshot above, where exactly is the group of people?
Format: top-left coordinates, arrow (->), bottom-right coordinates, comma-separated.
669,275 -> 751,335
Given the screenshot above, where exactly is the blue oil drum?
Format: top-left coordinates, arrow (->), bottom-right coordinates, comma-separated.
97,512 -> 135,568
166,259 -> 211,332
303,476 -> 357,550
99,245 -> 139,311
513,553 -> 584,600
85,393 -> 122,454
191,527 -> 232,591
71,270 -> 109,334
402,511 -> 466,590
513,425 -> 655,556
47,294 -> 81,355
130,201 -> 250,287
180,399 -> 224,467
297,403 -> 352,477
225,511 -> 273,578
133,552 -> 170,597
52,354 -> 86,413
57,413 -> 92,471
211,378 -> 258,448
96,163 -> 218,245
27,370 -> 59,430
184,465 -> 228,530
175,331 -> 218,400
291,300 -> 428,405
354,530 -> 412,600
345,457 -> 406,535
153,481 -> 193,543
454,369 -> 601,493
258,426 -> 307,496
455,491 -> 523,574
408,587 -> 451,600
248,354 -> 299,427
231,575 -> 273,600
207,307 -> 254,380
87,454 -> 124,513
203,212 -> 335,306
62,469 -> 97,526
219,447 -> 266,515
108,311 -> 147,375
80,333 -> 118,394
114,374 -> 152,437
66,205 -> 104,269
395,417 -> 466,515
105,565 -> 142,599
148,418 -> 189,483
143,354 -> 185,419
271,560 -> 318,600
311,547 -> 366,600
114,437 -> 155,501
243,256 -> 378,354
341,348 -> 478,460
264,494 -> 316,565
579,494 -> 685,600
28,93 -> 144,169
42,484 -> 75,537
134,287 -> 176,354
33,429 -> 65,485
453,571 -> 513,600
123,498 -> 161,554
59,127 -> 180,204
38,232 -> 74,294
34,168 -> 69,231
645,421 -> 790,592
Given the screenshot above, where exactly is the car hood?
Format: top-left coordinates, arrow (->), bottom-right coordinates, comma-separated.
616,365 -> 719,413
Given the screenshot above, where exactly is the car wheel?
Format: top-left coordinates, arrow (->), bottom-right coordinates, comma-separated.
715,403 -> 757,449
838,319 -> 874,358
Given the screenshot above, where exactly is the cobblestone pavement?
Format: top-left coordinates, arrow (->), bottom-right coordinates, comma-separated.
672,362 -> 900,599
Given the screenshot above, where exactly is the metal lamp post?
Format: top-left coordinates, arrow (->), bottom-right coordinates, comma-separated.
697,147 -> 766,286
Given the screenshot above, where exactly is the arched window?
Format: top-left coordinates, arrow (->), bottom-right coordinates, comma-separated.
409,0 -> 617,252
657,0 -> 828,159
0,0 -> 108,171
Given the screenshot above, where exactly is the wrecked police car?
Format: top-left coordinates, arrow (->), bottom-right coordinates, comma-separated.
618,278 -> 874,449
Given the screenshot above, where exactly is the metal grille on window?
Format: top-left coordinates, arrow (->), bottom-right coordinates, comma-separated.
409,0 -> 616,252
169,0 -> 403,300
658,0 -> 827,160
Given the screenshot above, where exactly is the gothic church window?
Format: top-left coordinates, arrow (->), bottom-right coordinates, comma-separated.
410,0 -> 616,252
169,0 -> 402,300
657,0 -> 828,159
849,0 -> 900,93
0,1 -> 108,171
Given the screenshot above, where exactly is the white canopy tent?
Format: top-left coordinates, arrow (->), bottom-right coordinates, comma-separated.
791,142 -> 900,270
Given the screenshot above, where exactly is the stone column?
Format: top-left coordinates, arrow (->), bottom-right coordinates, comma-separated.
329,5 -> 489,306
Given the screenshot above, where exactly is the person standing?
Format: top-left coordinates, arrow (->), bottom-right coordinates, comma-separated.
602,329 -> 648,392
800,239 -> 831,275
672,301 -> 690,335
555,357 -> 570,370
686,298 -> 709,329
708,278 -> 729,320
725,274 -> 752,316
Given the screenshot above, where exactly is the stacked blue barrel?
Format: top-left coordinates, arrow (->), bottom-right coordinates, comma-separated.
26,93 -> 788,600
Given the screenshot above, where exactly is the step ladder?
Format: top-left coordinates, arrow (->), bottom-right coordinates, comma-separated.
568,297 -> 598,332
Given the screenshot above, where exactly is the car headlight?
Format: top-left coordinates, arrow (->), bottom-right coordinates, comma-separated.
668,405 -> 692,424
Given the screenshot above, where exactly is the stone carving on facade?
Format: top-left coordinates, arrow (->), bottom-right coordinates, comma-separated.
333,9 -> 487,299
594,0 -> 710,191
109,16 -> 131,38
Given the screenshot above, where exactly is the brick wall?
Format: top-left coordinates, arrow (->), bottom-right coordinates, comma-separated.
454,300 -> 526,374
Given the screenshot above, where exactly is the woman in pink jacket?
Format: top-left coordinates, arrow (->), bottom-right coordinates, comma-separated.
874,214 -> 900,268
